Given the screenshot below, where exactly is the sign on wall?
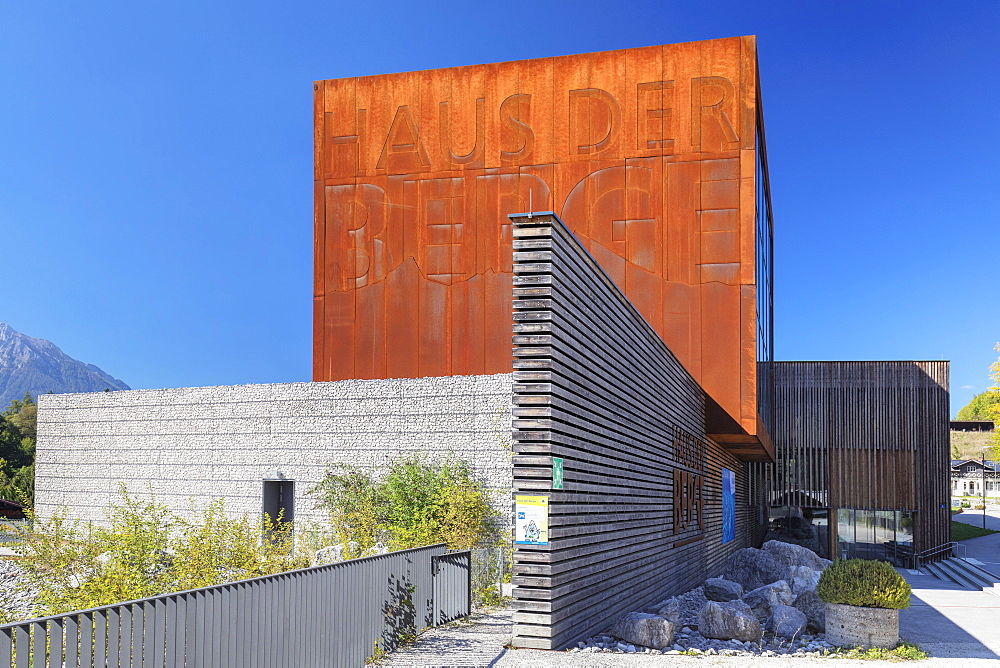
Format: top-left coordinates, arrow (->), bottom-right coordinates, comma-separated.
722,467 -> 736,543
552,457 -> 564,490
515,494 -> 549,545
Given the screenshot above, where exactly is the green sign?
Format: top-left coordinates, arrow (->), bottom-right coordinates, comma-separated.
552,457 -> 564,489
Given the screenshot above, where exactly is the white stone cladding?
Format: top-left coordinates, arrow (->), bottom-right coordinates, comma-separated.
34,374 -> 514,529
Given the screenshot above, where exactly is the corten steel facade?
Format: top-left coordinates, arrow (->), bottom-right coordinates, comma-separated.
314,36 -> 774,456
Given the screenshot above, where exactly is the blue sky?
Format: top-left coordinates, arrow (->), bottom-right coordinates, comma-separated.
2,1 -> 997,416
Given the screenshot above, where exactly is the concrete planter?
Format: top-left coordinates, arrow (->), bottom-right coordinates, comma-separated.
824,602 -> 899,649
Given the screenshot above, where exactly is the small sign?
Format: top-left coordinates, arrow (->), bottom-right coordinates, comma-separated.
722,468 -> 736,543
515,495 -> 549,545
552,457 -> 564,489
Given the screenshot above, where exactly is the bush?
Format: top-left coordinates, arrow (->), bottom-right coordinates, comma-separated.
817,558 -> 910,609
312,455 -> 498,553
9,487 -> 310,619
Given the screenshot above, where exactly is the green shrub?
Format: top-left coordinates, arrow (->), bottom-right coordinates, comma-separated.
10,487 -> 311,619
311,455 -> 498,552
817,558 -> 910,609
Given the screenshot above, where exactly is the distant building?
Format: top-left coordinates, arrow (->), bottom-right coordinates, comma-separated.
950,420 -> 996,432
951,459 -> 1000,497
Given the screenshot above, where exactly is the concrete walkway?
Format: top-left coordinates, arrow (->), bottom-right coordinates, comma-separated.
952,509 -> 1000,581
898,568 -> 1000,661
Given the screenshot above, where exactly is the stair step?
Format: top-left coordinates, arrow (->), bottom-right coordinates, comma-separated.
935,560 -> 986,589
951,559 -> 996,587
923,557 -> 1000,595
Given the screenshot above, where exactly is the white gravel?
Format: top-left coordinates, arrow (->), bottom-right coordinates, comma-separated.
0,558 -> 40,622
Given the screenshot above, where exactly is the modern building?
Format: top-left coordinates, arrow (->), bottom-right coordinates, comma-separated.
311,35 -> 776,648
34,34 -> 952,650
766,361 -> 950,562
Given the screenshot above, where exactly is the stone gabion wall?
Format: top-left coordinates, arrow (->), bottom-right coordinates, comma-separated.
34,374 -> 513,528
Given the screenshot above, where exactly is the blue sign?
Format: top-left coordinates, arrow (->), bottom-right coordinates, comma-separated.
722,468 -> 736,543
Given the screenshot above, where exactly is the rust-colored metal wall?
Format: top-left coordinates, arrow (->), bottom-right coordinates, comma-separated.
315,36 -> 763,436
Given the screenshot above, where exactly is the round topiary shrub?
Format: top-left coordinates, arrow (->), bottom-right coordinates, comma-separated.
817,558 -> 910,609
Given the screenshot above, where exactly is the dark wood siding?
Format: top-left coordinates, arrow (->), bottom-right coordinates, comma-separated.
770,361 -> 950,554
509,213 -> 755,650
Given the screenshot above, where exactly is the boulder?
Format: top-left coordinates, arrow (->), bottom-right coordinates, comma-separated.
722,547 -> 785,592
611,612 -> 676,650
761,540 -> 830,572
742,580 -> 794,622
792,589 -> 826,631
652,597 -> 682,625
767,603 -> 808,639
704,577 -> 743,602
313,545 -> 344,566
698,600 -> 762,643
787,565 -> 821,595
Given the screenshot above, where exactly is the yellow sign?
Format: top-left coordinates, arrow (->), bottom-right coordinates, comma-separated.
515,495 -> 549,545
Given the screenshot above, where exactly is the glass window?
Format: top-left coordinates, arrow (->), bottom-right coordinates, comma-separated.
836,509 -> 853,559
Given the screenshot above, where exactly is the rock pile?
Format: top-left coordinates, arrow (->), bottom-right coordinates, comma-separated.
584,540 -> 833,657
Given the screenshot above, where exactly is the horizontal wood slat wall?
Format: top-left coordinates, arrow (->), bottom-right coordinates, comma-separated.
510,213 -> 752,650
770,361 -> 950,553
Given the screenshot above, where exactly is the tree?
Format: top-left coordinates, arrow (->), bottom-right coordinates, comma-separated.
989,343 -> 1000,456
0,392 -> 36,505
957,391 -> 1000,421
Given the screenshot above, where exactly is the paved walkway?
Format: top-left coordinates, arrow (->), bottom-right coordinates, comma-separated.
382,523 -> 1000,667
898,568 -> 1000,661
952,509 -> 1000,580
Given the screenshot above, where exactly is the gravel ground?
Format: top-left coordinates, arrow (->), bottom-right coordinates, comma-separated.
382,604 -> 1000,668
0,558 -> 39,622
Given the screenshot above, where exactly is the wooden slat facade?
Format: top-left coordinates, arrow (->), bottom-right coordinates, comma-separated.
510,212 -> 761,650
767,361 -> 951,556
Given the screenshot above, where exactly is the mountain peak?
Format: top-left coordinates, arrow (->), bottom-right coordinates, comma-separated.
0,323 -> 130,406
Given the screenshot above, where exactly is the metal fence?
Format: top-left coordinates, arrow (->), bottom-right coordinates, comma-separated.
0,544 -> 470,667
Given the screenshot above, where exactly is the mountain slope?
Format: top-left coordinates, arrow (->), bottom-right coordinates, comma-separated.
0,323 -> 130,407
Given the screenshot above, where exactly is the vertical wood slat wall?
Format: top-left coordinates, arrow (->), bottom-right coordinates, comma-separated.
770,362 -> 950,553
509,213 -> 752,650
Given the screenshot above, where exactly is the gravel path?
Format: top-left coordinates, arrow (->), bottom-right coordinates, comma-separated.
380,602 -> 1000,668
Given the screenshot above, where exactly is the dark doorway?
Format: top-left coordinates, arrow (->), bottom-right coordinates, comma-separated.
262,479 -> 295,529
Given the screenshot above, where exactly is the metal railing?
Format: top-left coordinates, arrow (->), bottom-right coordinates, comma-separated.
914,541 -> 967,569
0,543 -> 470,667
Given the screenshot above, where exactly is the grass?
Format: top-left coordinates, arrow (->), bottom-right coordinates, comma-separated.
834,641 -> 928,661
950,430 -> 995,460
952,520 -> 998,541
